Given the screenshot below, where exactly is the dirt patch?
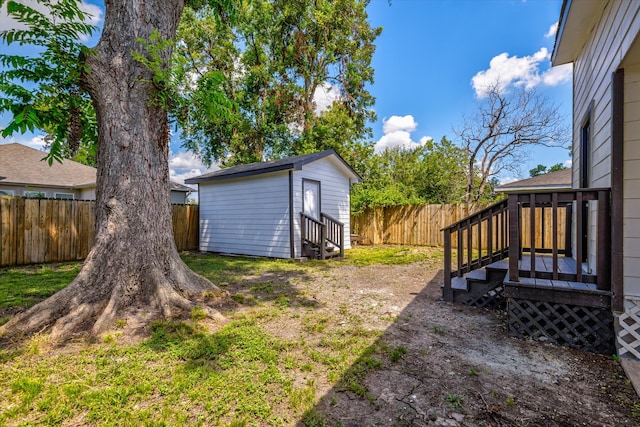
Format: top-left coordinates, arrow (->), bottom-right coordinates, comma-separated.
222,251 -> 639,426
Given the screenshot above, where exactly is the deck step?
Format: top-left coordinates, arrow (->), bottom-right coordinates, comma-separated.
451,276 -> 467,291
447,265 -> 507,310
486,258 -> 510,271
466,268 -> 487,282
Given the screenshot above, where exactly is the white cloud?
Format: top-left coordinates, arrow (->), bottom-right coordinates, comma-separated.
0,133 -> 47,149
472,47 -> 572,97
499,176 -> 519,185
0,1 -> 102,33
314,82 -> 342,114
563,159 -> 572,168
542,63 -> 572,86
376,130 -> 413,151
545,21 -> 558,38
418,136 -> 434,145
382,115 -> 418,134
169,151 -> 206,170
374,115 -> 432,152
169,150 -> 218,189
472,48 -> 548,97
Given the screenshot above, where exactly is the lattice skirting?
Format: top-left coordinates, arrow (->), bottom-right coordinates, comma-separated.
618,299 -> 640,359
508,298 -> 615,354
460,284 -> 505,310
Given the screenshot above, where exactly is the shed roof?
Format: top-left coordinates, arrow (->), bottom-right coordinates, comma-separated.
185,149 -> 361,184
0,143 -> 96,188
495,168 -> 572,193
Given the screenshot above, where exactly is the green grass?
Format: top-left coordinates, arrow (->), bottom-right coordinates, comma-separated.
180,251 -> 311,286
0,246 -> 439,425
344,245 -> 441,266
0,263 -> 81,325
1,319 -> 300,425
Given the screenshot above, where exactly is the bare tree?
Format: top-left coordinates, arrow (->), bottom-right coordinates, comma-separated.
454,85 -> 569,203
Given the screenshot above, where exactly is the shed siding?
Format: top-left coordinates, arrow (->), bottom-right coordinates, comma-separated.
198,172 -> 291,258
291,157 -> 353,257
625,65 -> 640,298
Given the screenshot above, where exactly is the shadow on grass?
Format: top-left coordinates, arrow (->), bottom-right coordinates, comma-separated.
181,251 -> 326,309
138,317 -> 298,424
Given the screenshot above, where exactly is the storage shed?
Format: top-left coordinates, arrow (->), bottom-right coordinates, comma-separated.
185,150 -> 361,259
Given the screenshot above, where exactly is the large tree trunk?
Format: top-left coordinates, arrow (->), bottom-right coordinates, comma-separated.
1,0 -> 224,343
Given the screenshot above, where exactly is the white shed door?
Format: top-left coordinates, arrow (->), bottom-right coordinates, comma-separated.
303,180 -> 320,220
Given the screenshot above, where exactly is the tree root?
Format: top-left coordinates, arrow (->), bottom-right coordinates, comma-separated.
0,253 -> 227,347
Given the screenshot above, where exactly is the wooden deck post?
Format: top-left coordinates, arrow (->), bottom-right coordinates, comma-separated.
443,229 -> 453,302
576,192 -> 584,283
529,193 -> 536,278
552,192 -> 559,280
597,190 -> 611,291
508,194 -> 520,282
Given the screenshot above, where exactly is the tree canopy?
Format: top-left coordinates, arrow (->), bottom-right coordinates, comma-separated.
173,0 -> 381,168
529,162 -> 568,177
351,137 -> 468,214
0,0 -> 98,165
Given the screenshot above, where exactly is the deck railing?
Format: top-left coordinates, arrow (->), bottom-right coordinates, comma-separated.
442,199 -> 509,301
507,189 -> 611,291
300,212 -> 344,259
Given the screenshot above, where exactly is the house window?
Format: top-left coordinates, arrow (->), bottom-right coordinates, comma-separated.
24,191 -> 45,198
55,193 -> 74,200
579,107 -> 592,262
0,189 -> 14,196
580,118 -> 591,188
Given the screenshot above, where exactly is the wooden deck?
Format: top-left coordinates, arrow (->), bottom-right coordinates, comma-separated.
502,254 -> 611,309
510,255 -> 596,291
452,254 -> 604,298
441,189 -> 615,353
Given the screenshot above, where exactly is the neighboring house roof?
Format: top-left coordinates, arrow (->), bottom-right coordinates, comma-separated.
0,143 -> 96,189
495,169 -> 572,193
0,142 -> 192,192
185,149 -> 362,184
170,182 -> 193,193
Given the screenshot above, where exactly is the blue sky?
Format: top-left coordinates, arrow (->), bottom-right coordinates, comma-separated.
365,0 -> 572,181
1,0 -> 572,186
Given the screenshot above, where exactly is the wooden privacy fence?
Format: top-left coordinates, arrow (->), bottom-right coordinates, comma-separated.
0,198 -> 199,267
352,204 -> 488,246
352,203 -> 567,250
